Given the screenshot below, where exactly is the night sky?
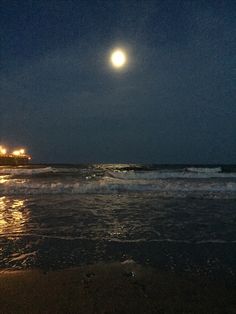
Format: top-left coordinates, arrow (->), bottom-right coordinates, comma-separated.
1,0 -> 235,163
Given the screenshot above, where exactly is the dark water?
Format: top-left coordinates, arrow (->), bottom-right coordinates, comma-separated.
0,164 -> 236,283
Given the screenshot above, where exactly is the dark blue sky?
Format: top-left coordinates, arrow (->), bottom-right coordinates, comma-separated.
1,0 -> 235,163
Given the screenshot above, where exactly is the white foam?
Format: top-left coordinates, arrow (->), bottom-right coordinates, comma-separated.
186,167 -> 222,173
0,167 -> 54,175
1,176 -> 236,197
1,233 -> 235,243
8,251 -> 37,263
108,170 -> 236,179
121,259 -> 136,264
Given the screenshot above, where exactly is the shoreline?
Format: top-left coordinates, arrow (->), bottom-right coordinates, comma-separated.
0,262 -> 235,314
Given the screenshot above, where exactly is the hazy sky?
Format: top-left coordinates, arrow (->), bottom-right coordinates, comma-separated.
1,0 -> 235,163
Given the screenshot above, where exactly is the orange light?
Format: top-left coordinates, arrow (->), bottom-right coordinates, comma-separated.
12,148 -> 26,156
0,145 -> 31,159
0,146 -> 7,155
12,150 -> 21,156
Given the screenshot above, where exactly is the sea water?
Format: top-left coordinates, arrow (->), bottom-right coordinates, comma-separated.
0,164 -> 235,283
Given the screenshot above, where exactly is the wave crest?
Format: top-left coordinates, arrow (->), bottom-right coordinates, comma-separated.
186,167 -> 222,173
108,169 -> 235,180
0,167 -> 54,176
1,176 -> 236,198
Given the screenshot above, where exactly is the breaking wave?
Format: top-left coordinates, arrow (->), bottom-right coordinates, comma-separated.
1,176 -> 236,198
108,169 -> 236,180
0,167 -> 54,176
186,167 -> 222,173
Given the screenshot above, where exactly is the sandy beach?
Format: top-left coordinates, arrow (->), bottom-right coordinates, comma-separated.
0,262 -> 235,314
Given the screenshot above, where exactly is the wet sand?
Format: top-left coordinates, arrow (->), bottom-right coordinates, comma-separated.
0,262 -> 235,314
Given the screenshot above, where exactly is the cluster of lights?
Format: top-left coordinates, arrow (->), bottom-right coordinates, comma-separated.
12,149 -> 25,156
0,145 -> 31,159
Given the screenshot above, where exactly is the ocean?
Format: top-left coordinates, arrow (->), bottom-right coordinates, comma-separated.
0,164 -> 236,283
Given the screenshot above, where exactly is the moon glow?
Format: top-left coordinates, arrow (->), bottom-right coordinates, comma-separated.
110,49 -> 127,68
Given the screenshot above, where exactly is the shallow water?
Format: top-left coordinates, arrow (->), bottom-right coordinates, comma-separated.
0,164 -> 236,283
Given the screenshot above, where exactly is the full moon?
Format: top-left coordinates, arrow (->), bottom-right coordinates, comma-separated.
110,49 -> 127,68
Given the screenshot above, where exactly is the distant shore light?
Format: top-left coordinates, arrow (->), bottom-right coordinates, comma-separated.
0,146 -> 7,155
12,149 -> 26,156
